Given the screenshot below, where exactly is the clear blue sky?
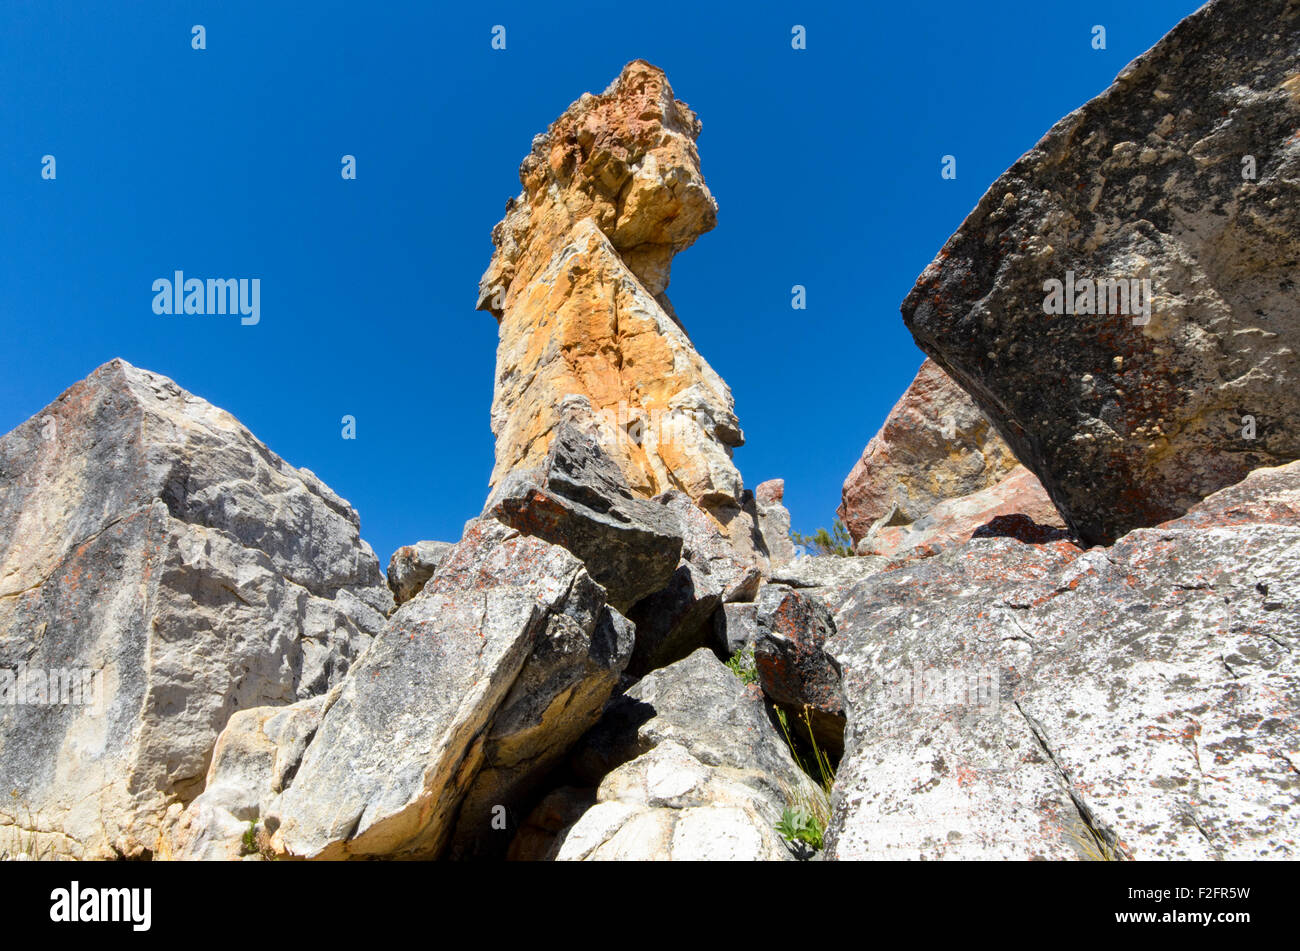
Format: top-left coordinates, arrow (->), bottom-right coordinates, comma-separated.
1,0 -> 1205,566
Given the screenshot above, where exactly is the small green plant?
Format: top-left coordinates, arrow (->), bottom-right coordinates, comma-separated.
241,820 -> 259,857
776,804 -> 825,851
791,518 -> 854,557
773,706 -> 836,853
725,645 -> 757,685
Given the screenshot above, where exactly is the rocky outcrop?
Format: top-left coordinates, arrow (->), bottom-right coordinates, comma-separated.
902,0 -> 1300,545
0,360 -> 390,860
545,648 -> 822,860
862,464 -> 1069,560
839,360 -> 1023,545
485,420 -> 682,613
477,59 -> 748,519
386,540 -> 454,605
838,359 -> 1066,561
825,460 -> 1300,860
268,519 -> 633,860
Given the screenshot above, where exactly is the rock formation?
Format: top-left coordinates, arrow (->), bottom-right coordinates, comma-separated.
543,649 -> 823,861
0,360 -> 390,860
825,460 -> 1300,859
476,60 -> 748,521
386,540 -> 454,605
839,359 -> 1065,559
902,0 -> 1300,545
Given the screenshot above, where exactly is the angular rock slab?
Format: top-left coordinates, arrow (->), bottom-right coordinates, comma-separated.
902,0 -> 1300,545
0,360 -> 390,860
825,462 -> 1300,860
552,648 -> 822,860
485,421 -> 682,613
754,585 -> 846,757
271,522 -> 632,859
839,359 -> 1023,546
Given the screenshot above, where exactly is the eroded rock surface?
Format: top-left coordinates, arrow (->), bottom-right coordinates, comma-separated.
548,648 -> 822,861
825,461 -> 1300,860
270,520 -> 632,860
478,59 -> 747,516
902,0 -> 1300,544
0,360 -> 390,860
387,540 -> 454,606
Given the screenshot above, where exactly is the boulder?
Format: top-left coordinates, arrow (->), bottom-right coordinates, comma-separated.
901,0 -> 1300,545
0,360 -> 390,860
825,461 -> 1300,860
269,520 -> 632,859
754,586 -> 846,757
477,60 -> 748,514
549,648 -> 823,860
838,359 -> 1023,547
386,540 -> 454,605
484,420 -> 683,613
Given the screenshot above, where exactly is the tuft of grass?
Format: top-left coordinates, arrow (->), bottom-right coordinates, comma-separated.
241,820 -> 259,857
1068,823 -> 1123,861
773,706 -> 835,853
725,645 -> 757,685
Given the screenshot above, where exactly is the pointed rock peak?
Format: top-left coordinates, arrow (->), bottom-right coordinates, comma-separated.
477,59 -> 717,315
477,63 -> 750,520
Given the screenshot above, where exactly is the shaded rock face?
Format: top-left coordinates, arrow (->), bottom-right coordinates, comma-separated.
902,0 -> 1300,546
478,60 -> 746,513
269,520 -> 633,860
386,540 -> 454,605
754,586 -> 845,758
0,360 -> 389,860
546,648 -> 821,861
839,359 -> 1023,546
485,421 -> 682,613
824,461 -> 1300,860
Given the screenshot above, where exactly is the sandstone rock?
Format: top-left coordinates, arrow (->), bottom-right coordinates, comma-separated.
0,360 -> 390,860
859,464 -> 1069,559
625,563 -> 722,679
269,520 -> 632,859
754,586 -> 845,758
552,648 -> 822,860
484,421 -> 682,613
825,461 -> 1300,860
767,553 -> 889,600
386,540 -> 454,605
477,60 -> 747,515
168,694 -> 331,860
901,0 -> 1300,545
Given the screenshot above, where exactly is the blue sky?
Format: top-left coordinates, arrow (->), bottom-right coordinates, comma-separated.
1,0 -> 1206,566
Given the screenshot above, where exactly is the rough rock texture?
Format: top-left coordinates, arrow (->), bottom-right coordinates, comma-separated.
484,421 -> 682,613
754,586 -> 846,757
550,648 -> 822,860
269,520 -> 632,860
713,602 -> 758,658
477,59 -> 748,516
839,360 -> 1024,546
754,480 -> 796,567
860,464 -> 1069,560
768,553 -> 889,601
386,540 -> 454,606
825,461 -> 1300,860
168,694 -> 331,860
653,490 -> 761,603
0,360 -> 390,860
902,0 -> 1300,545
